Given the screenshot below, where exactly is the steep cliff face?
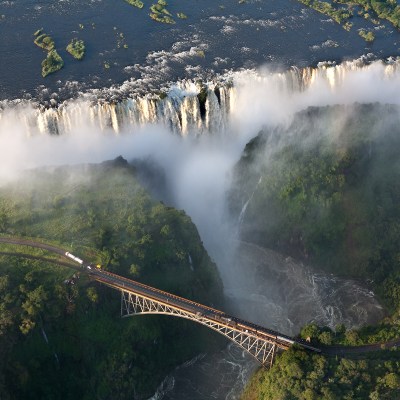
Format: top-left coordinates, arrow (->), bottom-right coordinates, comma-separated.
233,103 -> 400,400
229,103 -> 400,305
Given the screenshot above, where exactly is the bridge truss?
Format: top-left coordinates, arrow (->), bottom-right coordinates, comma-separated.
120,289 -> 280,367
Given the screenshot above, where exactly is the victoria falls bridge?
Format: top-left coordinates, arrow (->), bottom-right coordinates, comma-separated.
0,237 -> 321,367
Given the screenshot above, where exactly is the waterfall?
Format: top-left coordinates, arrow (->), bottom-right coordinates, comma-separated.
188,254 -> 194,271
205,89 -> 224,133
2,57 -> 400,137
0,84 -> 234,137
238,176 -> 262,232
41,326 -> 60,367
180,95 -> 203,136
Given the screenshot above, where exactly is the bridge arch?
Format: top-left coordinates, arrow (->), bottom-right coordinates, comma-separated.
0,238 -> 302,367
120,290 -> 282,367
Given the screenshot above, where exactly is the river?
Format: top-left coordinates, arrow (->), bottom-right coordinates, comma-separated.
1,0 -> 400,101
1,0 -> 400,398
145,242 -> 384,400
1,59 -> 398,399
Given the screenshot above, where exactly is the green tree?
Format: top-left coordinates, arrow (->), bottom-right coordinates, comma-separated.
383,372 -> 400,389
129,263 -> 141,278
300,323 -> 320,341
87,287 -> 99,304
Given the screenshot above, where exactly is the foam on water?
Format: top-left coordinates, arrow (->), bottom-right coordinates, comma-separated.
1,56 -> 400,141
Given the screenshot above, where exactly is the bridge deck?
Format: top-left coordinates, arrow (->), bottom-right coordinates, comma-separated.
0,237 -> 321,365
89,267 -> 319,353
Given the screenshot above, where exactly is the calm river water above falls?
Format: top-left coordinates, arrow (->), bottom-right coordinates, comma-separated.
1,0 -> 400,101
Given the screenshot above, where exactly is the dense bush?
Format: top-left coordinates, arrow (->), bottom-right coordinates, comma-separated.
0,159 -> 223,399
232,103 -> 400,400
241,348 -> 400,400
232,104 -> 400,312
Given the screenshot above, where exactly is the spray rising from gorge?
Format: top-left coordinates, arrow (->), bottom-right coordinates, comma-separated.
0,57 -> 392,325
1,58 -> 396,399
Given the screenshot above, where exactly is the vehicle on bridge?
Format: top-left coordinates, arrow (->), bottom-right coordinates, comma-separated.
65,252 -> 83,264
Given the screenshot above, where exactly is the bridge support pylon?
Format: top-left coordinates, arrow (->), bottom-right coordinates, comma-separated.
120,290 -> 278,367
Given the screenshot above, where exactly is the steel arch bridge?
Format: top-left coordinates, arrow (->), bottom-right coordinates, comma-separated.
92,267 -> 320,368
0,237 -> 321,367
120,290 -> 279,366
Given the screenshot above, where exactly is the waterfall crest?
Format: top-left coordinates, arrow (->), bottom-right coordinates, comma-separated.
1,56 -> 400,137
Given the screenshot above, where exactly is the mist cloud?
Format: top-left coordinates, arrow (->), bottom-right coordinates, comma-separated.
0,60 -> 398,330
2,61 -> 400,254
230,61 -> 400,133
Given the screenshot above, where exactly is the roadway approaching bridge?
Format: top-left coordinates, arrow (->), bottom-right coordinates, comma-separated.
0,237 -> 320,367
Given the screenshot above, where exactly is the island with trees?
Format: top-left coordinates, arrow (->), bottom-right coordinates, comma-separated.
33,29 -> 64,77
298,0 -> 400,41
66,38 -> 86,60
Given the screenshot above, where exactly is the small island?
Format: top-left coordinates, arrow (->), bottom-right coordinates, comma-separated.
34,29 -> 64,77
150,0 -> 175,24
124,0 -> 144,9
122,0 -> 188,25
33,29 -> 55,51
41,49 -> 64,77
66,38 -> 86,60
298,0 -> 400,40
359,28 -> 375,42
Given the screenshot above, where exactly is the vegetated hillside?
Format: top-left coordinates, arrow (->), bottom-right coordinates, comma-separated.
231,103 -> 400,399
231,103 -> 400,311
0,157 -> 223,400
241,347 -> 400,400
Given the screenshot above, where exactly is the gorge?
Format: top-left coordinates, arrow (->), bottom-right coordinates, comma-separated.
1,57 -> 400,398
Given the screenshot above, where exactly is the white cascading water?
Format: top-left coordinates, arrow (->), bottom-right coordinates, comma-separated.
237,176 -> 262,232
2,56 -> 400,138
0,57 -> 398,399
180,95 -> 203,136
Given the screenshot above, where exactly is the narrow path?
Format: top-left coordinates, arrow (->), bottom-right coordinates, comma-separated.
0,251 -> 79,270
320,337 -> 400,356
0,237 -> 68,256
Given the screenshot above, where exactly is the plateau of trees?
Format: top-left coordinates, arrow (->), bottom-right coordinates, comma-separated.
0,158 -> 223,399
232,103 -> 400,313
